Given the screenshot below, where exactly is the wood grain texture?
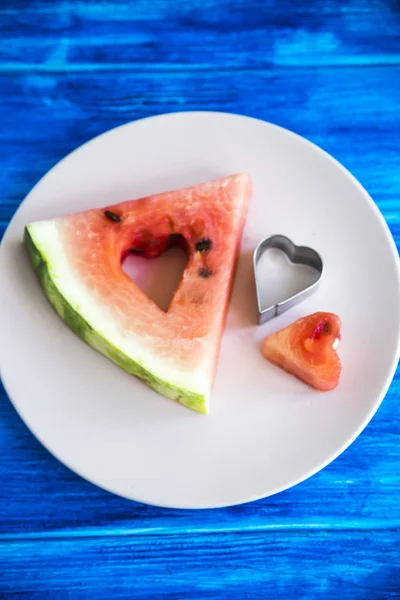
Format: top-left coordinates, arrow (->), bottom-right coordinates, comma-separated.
1,0 -> 400,69
1,67 -> 400,237
1,532 -> 400,599
1,0 -> 400,596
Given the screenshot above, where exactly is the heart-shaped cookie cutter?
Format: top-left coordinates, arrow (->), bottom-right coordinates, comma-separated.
254,234 -> 323,325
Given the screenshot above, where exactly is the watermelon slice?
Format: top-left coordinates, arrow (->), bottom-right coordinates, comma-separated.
262,312 -> 342,391
24,173 -> 252,414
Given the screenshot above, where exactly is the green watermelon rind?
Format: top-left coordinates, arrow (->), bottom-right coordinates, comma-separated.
24,226 -> 207,415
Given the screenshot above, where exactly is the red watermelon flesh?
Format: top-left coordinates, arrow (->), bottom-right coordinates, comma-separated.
24,173 -> 252,414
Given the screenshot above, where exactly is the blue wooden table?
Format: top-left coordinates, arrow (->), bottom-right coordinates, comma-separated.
1,1 -> 400,597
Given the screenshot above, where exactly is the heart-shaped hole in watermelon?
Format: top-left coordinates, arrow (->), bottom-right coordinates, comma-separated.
122,244 -> 188,312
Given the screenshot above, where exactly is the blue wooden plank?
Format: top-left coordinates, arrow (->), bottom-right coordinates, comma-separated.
1,0 -> 400,69
0,67 -> 400,235
1,531 -> 399,598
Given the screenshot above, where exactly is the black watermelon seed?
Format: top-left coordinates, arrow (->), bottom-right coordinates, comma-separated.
198,267 -> 213,278
104,210 -> 121,223
167,233 -> 186,250
129,248 -> 144,255
323,322 -> 331,334
195,238 -> 212,253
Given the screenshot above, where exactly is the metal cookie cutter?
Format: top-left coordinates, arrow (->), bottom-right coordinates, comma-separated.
253,234 -> 323,325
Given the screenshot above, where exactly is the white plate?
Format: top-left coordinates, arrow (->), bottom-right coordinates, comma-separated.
1,112 -> 399,509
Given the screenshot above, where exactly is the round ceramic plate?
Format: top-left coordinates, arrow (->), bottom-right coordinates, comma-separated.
1,112 -> 399,508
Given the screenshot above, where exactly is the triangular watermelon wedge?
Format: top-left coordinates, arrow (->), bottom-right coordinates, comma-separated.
24,173 -> 252,414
